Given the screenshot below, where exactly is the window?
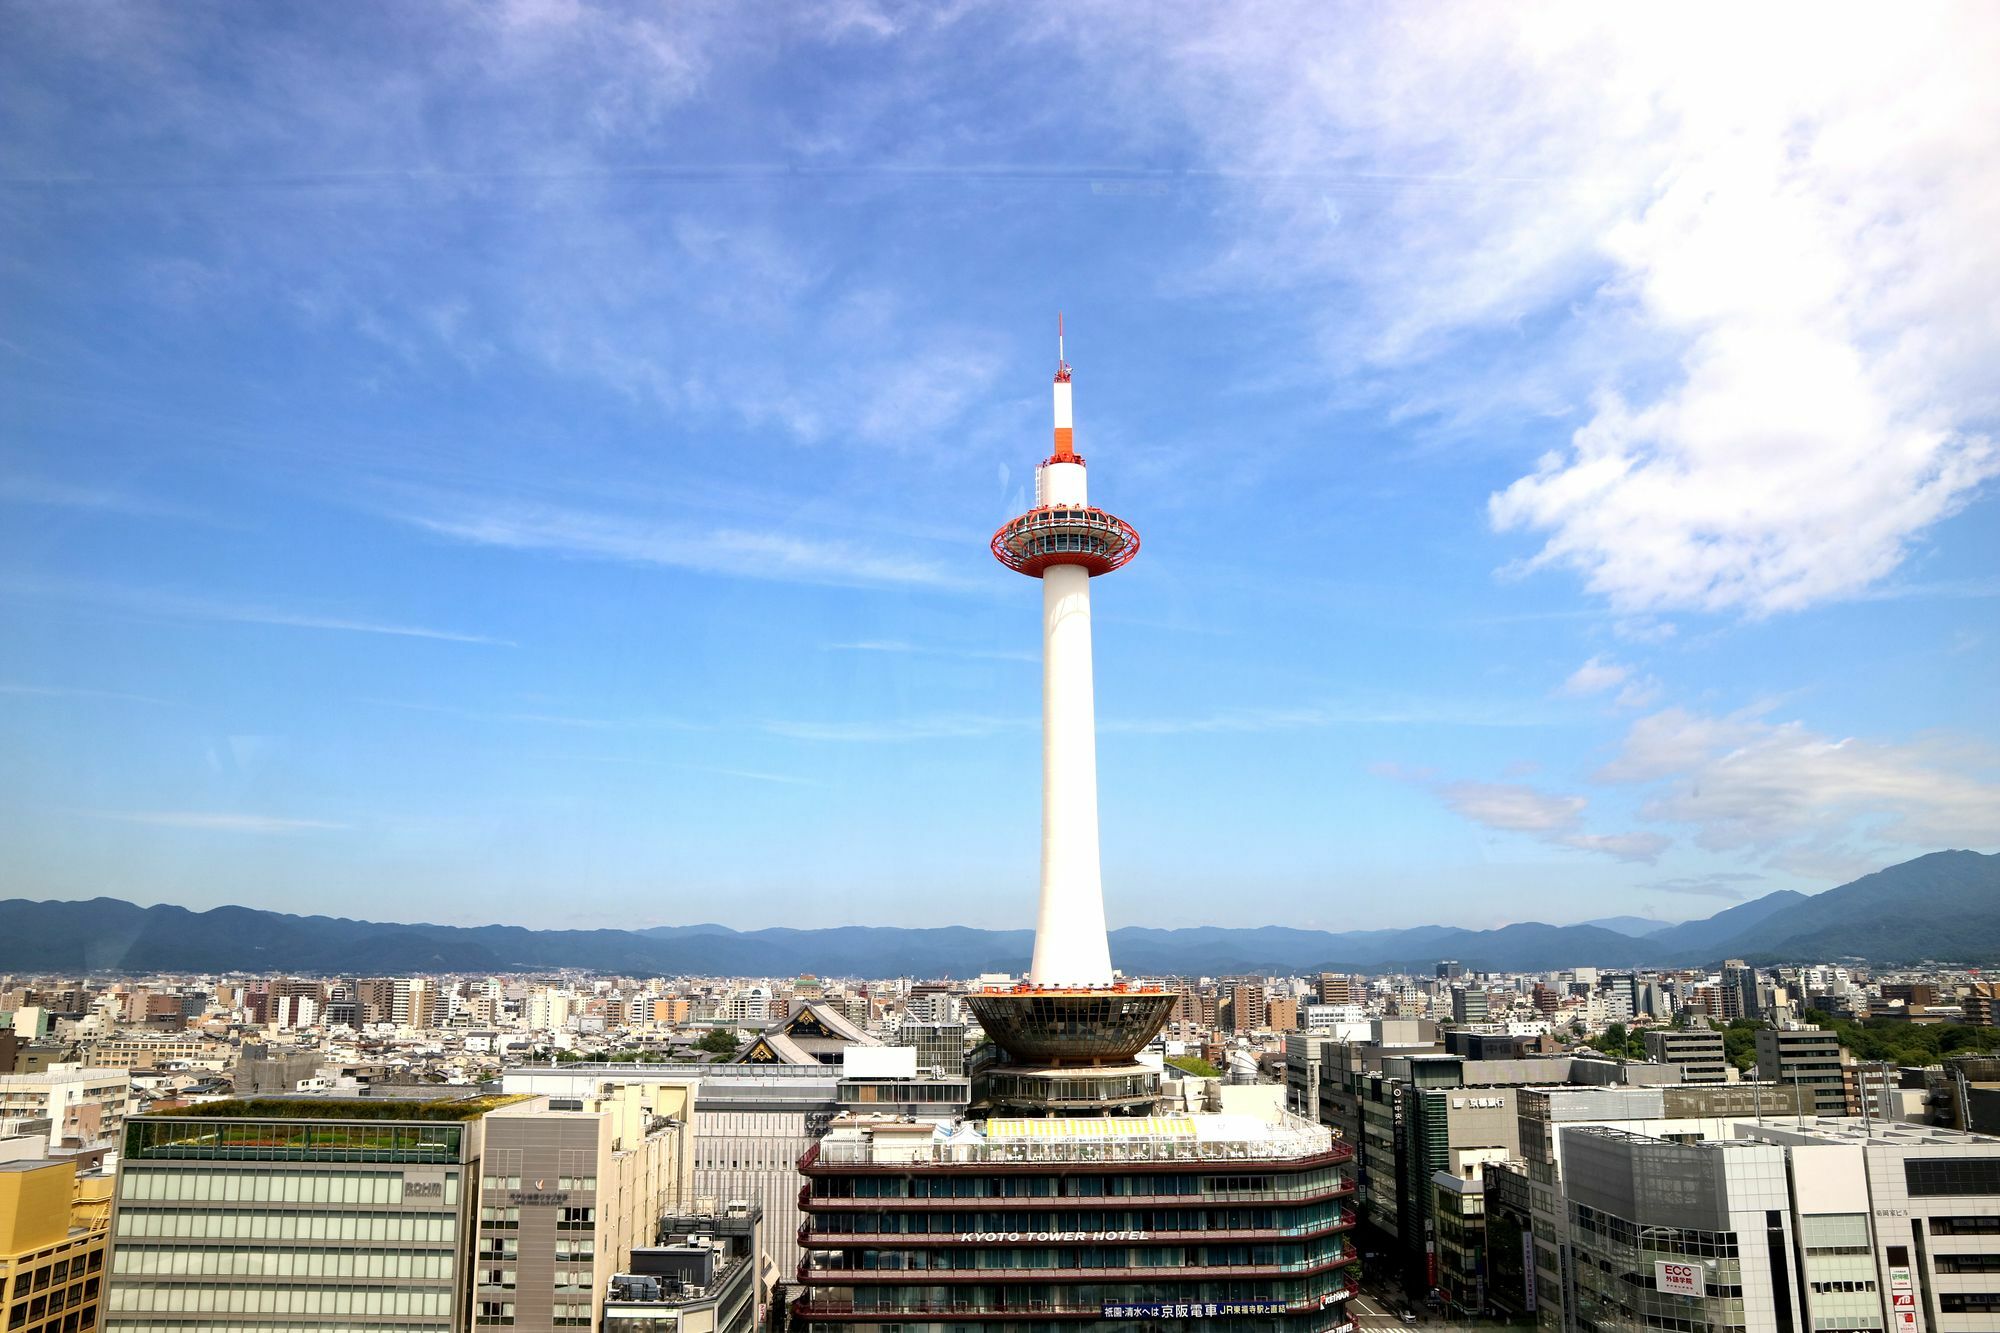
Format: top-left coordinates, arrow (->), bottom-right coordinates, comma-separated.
1905,1158 -> 2000,1197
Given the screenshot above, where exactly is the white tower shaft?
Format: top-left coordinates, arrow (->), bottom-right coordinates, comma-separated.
1028,448 -> 1113,987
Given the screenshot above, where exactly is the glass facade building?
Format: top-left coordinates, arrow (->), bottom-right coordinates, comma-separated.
104,1106 -> 491,1333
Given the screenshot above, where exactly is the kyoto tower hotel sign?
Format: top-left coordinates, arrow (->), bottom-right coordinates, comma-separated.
972,323 -> 1172,1115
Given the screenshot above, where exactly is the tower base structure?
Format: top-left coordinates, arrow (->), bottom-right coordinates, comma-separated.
965,987 -> 1175,1118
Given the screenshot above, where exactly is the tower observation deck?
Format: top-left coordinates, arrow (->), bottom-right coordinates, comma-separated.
967,321 -> 1173,1115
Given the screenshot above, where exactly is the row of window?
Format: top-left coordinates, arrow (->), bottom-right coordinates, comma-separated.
1931,1215 -> 2000,1235
120,1166 -> 457,1206
817,1273 -> 1353,1313
9,1306 -> 92,1333
809,1204 -> 1347,1237
812,1242 -> 1345,1273
1808,1280 -> 1878,1294
7,1282 -> 96,1328
1934,1253 -> 2000,1274
1,1252 -> 101,1292
1906,1158 -> 2000,1198
105,1285 -> 452,1317
818,1170 -> 1344,1202
114,1208 -> 455,1244
1939,1293 -> 2000,1314
479,1175 -> 595,1192
112,1247 -> 453,1281
106,1323 -> 447,1333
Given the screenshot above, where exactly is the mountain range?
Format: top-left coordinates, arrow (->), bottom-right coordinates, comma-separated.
2,850 -> 1994,977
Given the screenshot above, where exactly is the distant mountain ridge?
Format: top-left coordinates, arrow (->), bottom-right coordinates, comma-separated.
2,851 -> 1994,976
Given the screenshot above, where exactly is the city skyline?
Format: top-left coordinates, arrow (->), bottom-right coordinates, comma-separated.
4,5 -> 1999,931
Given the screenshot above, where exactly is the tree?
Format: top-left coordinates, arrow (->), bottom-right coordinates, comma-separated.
1166,1054 -> 1223,1078
695,1028 -> 741,1057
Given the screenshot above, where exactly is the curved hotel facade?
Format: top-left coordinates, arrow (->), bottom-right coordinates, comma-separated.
795,335 -> 1358,1333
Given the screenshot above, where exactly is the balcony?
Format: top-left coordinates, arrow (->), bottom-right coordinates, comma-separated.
803,1179 -> 1357,1213
800,1211 -> 1357,1249
799,1251 -> 1358,1286
792,1278 -> 1359,1322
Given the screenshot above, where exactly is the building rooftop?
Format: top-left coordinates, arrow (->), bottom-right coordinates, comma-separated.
809,1110 -> 1337,1168
144,1094 -> 528,1122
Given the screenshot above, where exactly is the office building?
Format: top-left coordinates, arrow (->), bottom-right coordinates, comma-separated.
1736,1119 -> 2000,1333
474,1081 -> 696,1331
1756,1027 -> 1850,1116
895,1022 -> 969,1079
506,1057 -> 967,1292
1562,1127 -> 1800,1333
3,1153 -> 111,1333
105,1097 -> 503,1331
1642,1028 -> 1730,1084
1431,1167 -> 1487,1318
1317,975 -> 1353,1006
1438,963 -> 1465,983
1451,987 -> 1489,1025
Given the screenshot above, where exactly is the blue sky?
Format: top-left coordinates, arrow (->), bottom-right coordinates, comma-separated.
3,2 -> 1996,933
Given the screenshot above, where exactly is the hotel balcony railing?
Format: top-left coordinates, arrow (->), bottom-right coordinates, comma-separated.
800,1121 -> 1347,1173
798,1251 -> 1358,1286
791,1279 -> 1359,1322
803,1179 -> 1357,1212
800,1209 -> 1358,1249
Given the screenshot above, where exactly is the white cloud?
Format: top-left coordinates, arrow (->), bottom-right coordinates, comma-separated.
1091,4 -> 2000,614
1559,655 -> 1629,697
1599,706 -> 2000,864
1558,655 -> 1661,709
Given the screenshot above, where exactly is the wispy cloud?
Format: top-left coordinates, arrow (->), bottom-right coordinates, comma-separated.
394,496 -> 972,592
366,699 -> 702,732
1598,705 -> 2000,865
1557,654 -> 1661,709
1388,772 -> 1670,863
78,810 -> 346,833
0,682 -> 173,705
1641,873 -> 1765,902
0,475 -> 203,521
2,576 -> 510,645
762,713 -> 1028,743
824,640 -> 1034,663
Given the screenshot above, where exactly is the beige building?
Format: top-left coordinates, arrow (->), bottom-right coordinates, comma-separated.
0,1072 -> 131,1149
79,1035 -> 229,1072
476,1079 -> 697,1331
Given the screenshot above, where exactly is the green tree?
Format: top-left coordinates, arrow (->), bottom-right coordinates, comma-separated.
695,1028 -> 741,1057
1167,1054 -> 1223,1078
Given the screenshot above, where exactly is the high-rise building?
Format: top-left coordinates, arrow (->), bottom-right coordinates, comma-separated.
473,1081 -> 696,1331
795,335 -> 1358,1333
1642,1029 -> 1729,1084
1317,974 -> 1352,1006
1451,987 -> 1489,1025
1755,1027 -> 1849,1116
1562,1128 -> 1800,1333
1438,962 -> 1466,983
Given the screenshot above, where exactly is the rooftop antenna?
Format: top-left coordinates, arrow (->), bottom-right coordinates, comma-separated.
1056,311 -> 1071,381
